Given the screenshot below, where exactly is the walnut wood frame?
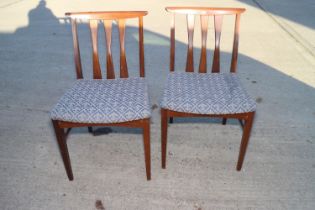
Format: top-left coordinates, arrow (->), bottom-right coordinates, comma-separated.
162,7 -> 255,171
52,11 -> 151,181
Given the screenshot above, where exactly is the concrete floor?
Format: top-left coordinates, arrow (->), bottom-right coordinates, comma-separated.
0,0 -> 314,209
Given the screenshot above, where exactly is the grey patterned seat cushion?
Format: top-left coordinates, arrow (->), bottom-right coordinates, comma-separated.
50,78 -> 151,123
161,72 -> 256,115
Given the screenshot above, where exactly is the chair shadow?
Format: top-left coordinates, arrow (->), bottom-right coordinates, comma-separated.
0,0 -> 314,136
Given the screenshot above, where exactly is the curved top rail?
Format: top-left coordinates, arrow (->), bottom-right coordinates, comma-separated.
165,7 -> 245,15
65,11 -> 148,20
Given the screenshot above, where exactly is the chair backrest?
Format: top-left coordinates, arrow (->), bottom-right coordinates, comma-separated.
165,7 -> 245,73
65,11 -> 148,79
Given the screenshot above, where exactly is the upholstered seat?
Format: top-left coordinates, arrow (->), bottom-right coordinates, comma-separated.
51,77 -> 151,123
161,72 -> 256,115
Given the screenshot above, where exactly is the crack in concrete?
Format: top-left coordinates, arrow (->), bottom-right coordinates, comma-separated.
251,0 -> 315,60
0,104 -> 49,113
0,0 -> 27,9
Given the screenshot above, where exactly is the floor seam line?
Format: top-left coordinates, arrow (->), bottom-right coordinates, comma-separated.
251,0 -> 315,63
0,0 -> 27,9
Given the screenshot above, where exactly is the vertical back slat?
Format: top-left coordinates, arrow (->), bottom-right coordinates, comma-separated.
212,15 -> 223,73
199,15 -> 209,73
170,14 -> 175,72
186,14 -> 195,72
67,11 -> 147,80
71,19 -> 83,79
89,20 -> 102,79
103,20 -> 115,79
230,14 -> 241,73
139,17 -> 145,77
118,19 -> 128,78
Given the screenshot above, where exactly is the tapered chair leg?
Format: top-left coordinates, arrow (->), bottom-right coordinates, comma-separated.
161,109 -> 168,169
52,120 -> 74,181
143,119 -> 151,180
237,112 -> 255,171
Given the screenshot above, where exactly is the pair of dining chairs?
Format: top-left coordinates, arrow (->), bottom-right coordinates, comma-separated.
50,7 -> 256,181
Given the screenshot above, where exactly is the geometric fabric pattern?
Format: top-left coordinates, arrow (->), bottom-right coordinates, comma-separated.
161,72 -> 256,115
50,77 -> 151,123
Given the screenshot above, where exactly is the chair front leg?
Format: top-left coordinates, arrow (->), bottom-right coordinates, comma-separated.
52,120 -> 74,181
161,108 -> 168,169
236,112 -> 255,171
142,119 -> 151,180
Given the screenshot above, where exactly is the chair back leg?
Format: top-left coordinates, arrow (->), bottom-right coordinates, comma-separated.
88,126 -> 93,133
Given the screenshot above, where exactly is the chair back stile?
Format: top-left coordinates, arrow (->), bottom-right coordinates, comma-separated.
230,14 -> 241,73
165,7 -> 245,73
66,11 -> 148,79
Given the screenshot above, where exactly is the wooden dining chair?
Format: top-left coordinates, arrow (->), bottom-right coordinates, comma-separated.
161,7 -> 256,171
50,11 -> 151,180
